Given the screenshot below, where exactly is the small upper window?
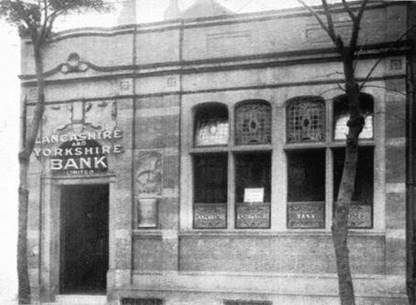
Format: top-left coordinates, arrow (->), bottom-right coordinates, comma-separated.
287,97 -> 325,143
194,103 -> 228,147
334,93 -> 374,140
235,101 -> 271,145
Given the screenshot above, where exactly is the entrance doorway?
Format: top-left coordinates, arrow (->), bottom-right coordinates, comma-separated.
60,184 -> 109,294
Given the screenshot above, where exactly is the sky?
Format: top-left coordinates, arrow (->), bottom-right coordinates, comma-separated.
0,0 -> 320,303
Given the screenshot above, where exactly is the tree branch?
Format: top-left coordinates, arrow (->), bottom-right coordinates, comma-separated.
350,0 -> 369,48
359,23 -> 416,89
341,0 -> 356,21
321,0 -> 337,42
37,0 -> 49,45
297,0 -> 337,44
43,10 -> 62,40
14,0 -> 38,40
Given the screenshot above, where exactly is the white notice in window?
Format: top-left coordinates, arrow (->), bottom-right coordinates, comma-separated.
244,188 -> 264,203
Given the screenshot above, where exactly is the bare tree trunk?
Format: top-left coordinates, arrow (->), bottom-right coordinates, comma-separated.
331,47 -> 364,305
17,43 -> 45,305
17,170 -> 30,305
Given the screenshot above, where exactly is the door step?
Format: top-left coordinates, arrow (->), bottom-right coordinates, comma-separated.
55,295 -> 107,305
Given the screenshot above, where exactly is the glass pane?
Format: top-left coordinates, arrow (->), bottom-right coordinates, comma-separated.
235,153 -> 271,229
235,101 -> 271,145
194,104 -> 228,146
287,150 -> 325,229
333,147 -> 373,228
287,98 -> 325,143
193,154 -> 227,229
334,94 -> 373,140
287,150 -> 325,202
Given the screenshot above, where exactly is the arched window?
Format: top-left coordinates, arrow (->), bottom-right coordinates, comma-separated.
285,94 -> 375,229
333,93 -> 374,140
332,93 -> 375,228
190,100 -> 272,229
194,103 -> 228,146
287,97 -> 325,143
192,103 -> 229,229
235,100 -> 271,145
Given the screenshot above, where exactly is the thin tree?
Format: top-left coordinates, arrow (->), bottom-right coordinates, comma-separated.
0,1 -> 108,304
296,1 -> 368,304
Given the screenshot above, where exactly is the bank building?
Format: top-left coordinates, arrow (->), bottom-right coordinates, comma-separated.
20,0 -> 416,304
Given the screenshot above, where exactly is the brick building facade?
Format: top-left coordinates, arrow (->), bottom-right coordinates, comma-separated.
20,1 -> 416,304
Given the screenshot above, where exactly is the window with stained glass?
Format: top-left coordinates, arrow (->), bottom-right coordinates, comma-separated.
287,97 -> 325,143
191,100 -> 272,230
285,93 -> 375,230
235,101 -> 271,145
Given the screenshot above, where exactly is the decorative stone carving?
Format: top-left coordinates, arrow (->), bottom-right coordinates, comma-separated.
60,53 -> 89,74
135,151 -> 162,196
137,198 -> 158,228
84,100 -> 118,132
42,104 -> 72,135
43,100 -> 118,135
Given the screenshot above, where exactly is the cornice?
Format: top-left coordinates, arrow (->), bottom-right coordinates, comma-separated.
24,74 -> 405,106
19,40 -> 412,87
20,0 -> 403,44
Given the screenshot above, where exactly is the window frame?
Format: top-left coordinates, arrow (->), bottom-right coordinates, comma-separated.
284,94 -> 376,230
189,100 -> 273,230
180,91 -> 381,233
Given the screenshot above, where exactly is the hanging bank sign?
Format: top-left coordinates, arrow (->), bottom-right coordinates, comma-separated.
34,129 -> 123,175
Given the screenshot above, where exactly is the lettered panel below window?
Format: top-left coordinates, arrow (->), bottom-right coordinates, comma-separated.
193,153 -> 227,229
287,149 -> 326,229
333,147 -> 374,229
235,152 -> 271,229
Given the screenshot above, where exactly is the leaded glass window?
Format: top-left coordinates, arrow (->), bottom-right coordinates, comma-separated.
334,93 -> 374,140
287,98 -> 325,143
235,101 -> 271,145
194,103 -> 228,146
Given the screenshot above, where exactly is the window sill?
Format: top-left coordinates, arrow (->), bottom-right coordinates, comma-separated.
190,144 -> 272,154
283,139 -> 375,150
179,230 -> 385,238
329,139 -> 375,147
